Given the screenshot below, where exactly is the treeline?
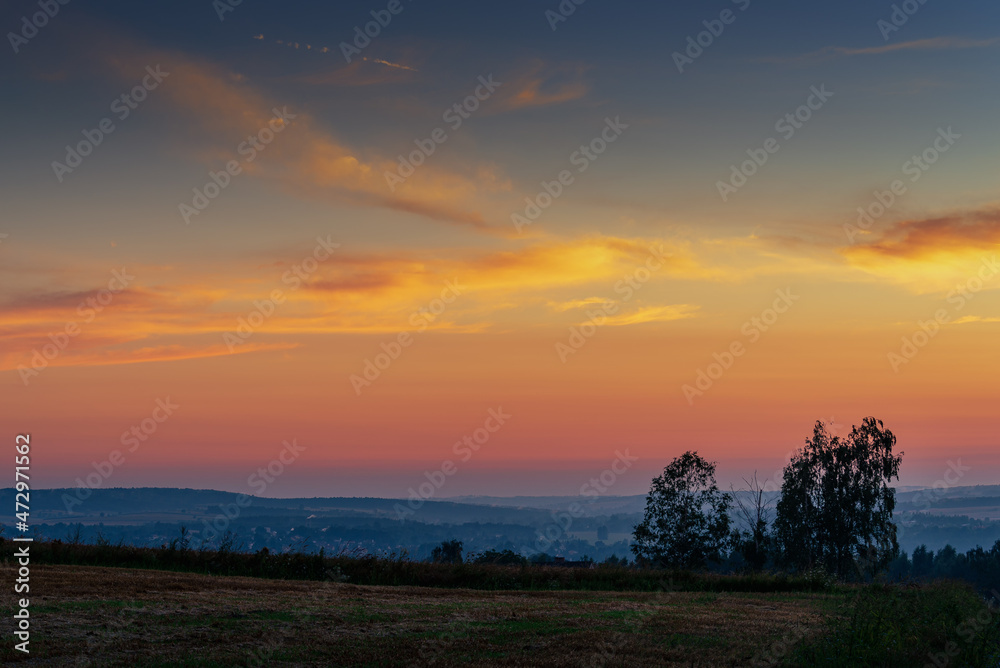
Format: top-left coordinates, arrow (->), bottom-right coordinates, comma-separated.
0,536 -> 834,593
884,543 -> 1000,595
5,527 -> 999,603
457,541 -> 1000,598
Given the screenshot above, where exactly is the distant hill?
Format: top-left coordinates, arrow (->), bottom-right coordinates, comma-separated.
449,494 -> 649,515
2,484 -> 999,557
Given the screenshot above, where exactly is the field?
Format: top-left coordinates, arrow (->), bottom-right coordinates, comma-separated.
2,564 -> 836,667
3,560 -> 999,667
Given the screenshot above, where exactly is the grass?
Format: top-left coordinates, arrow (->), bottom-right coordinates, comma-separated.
0,563 -> 836,667
786,581 -> 1000,667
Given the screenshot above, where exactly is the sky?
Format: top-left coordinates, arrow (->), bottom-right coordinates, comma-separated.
2,0 -> 999,497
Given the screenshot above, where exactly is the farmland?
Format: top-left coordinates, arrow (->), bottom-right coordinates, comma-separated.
1,564 -> 834,666
1,552 -> 998,667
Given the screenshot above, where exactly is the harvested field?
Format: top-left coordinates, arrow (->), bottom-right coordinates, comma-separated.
0,564 -> 836,666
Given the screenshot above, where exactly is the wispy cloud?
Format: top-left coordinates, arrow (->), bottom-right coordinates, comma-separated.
95,41 -> 505,231
548,297 -> 610,312
595,305 -> 700,327
252,34 -> 420,71
764,36 -> 999,64
492,61 -> 590,112
365,57 -> 418,72
953,316 -> 1000,325
297,60 -> 415,87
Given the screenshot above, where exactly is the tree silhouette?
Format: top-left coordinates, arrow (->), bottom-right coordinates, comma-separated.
774,417 -> 902,578
431,539 -> 463,564
631,451 -> 731,569
730,472 -> 772,571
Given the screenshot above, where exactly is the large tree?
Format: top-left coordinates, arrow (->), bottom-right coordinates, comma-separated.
774,418 -> 902,578
632,451 -> 731,569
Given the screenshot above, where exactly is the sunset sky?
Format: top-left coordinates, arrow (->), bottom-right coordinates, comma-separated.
3,0 -> 999,497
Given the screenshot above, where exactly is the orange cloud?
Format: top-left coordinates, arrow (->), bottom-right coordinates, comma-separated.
842,208 -> 1000,292
492,61 -> 590,112
849,209 -> 1000,259
96,41 -> 508,231
5,228 -> 871,372
0,235 -> 719,372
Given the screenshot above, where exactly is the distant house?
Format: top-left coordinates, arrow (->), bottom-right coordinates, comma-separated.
551,556 -> 595,569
